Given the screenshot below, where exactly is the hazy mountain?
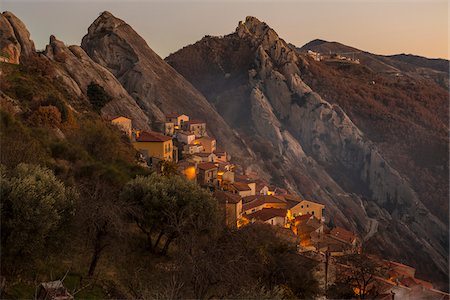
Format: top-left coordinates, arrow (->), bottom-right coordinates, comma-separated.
299,39 -> 449,88
166,16 -> 448,288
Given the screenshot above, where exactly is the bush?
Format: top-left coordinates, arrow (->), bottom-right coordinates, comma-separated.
29,105 -> 62,127
87,82 -> 111,112
41,95 -> 69,122
1,164 -> 77,269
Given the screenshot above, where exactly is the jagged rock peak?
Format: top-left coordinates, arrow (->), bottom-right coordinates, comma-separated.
236,16 -> 279,42
0,11 -> 35,62
86,11 -> 126,36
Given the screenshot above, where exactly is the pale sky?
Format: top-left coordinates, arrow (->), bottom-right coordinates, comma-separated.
2,0 -> 449,59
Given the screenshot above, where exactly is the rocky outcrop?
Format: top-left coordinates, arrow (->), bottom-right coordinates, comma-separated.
166,16 -> 448,287
0,11 -> 35,63
80,11 -> 255,162
43,35 -> 150,129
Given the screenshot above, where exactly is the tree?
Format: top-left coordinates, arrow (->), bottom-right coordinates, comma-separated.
87,82 -> 111,113
41,95 -> 69,122
335,254 -> 386,299
0,164 -> 76,270
172,223 -> 319,299
157,160 -> 179,177
121,173 -> 219,254
79,178 -> 125,277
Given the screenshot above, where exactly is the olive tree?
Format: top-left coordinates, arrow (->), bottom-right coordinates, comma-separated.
121,173 -> 219,254
0,164 -> 76,268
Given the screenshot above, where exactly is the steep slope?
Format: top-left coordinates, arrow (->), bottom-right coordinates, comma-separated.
297,39 -> 449,225
42,35 -> 151,129
166,17 -> 448,288
0,11 -> 153,129
80,11 -> 254,162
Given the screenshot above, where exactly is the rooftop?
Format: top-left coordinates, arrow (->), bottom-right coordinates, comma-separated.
246,208 -> 287,222
136,131 -> 172,142
329,227 -> 357,244
242,194 -> 287,211
233,182 -> 252,192
194,152 -> 214,157
185,119 -> 206,125
214,190 -> 242,204
197,162 -> 217,171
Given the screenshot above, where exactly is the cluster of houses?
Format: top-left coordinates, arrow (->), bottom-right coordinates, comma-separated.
306,50 -> 361,64
108,113 -> 449,298
108,113 -> 362,257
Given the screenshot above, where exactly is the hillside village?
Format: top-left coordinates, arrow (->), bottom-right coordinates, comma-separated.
109,113 -> 449,299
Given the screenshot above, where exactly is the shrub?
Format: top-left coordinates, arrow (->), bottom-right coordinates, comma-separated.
41,95 -> 69,122
87,82 -> 111,112
29,105 -> 62,127
0,164 -> 77,269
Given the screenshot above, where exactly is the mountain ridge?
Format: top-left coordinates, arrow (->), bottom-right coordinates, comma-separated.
166,15 -> 448,288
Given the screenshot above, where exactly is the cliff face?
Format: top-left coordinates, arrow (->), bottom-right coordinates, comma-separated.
42,35 -> 150,129
0,11 -> 35,64
80,12 -> 255,162
166,16 -> 448,287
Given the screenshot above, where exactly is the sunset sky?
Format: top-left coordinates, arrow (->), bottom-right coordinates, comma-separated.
3,0 -> 448,59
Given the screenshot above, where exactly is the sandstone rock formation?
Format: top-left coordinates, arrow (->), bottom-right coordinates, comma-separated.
43,35 -> 150,129
166,16 -> 448,288
0,11 -> 34,64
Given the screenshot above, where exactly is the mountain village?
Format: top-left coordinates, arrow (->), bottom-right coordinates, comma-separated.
109,113 -> 449,300
0,8 -> 448,299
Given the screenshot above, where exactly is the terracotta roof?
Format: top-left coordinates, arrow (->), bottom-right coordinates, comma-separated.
185,120 -> 205,125
136,131 -> 172,142
235,174 -> 252,182
299,199 -> 325,208
295,214 -> 312,222
400,277 -> 419,288
329,227 -> 357,244
306,217 -> 322,230
197,162 -> 217,171
246,208 -> 287,222
242,195 -> 287,211
233,182 -> 252,192
214,190 -> 241,204
414,279 -> 433,290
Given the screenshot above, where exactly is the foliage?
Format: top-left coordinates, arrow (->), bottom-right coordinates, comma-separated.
29,105 -> 62,127
0,164 -> 76,270
121,173 -> 219,254
157,159 -> 179,177
170,223 -> 320,299
69,118 -> 135,164
87,82 -> 111,112
334,253 -> 387,299
41,94 -> 69,122
0,110 -> 47,168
